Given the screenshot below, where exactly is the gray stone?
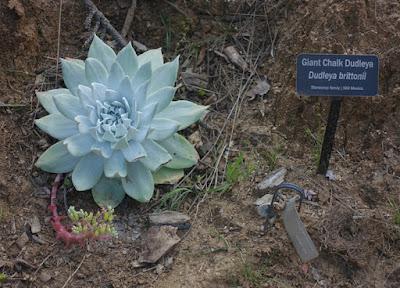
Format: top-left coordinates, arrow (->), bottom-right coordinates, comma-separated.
257,167 -> 287,190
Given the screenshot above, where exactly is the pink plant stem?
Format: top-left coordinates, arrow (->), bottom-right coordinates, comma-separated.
48,174 -> 110,247
49,174 -> 86,247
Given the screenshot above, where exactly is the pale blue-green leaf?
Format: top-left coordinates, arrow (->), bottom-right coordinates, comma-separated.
148,118 -> 179,141
72,153 -> 104,191
133,80 -> 149,110
75,115 -> 94,134
139,139 -> 172,171
63,133 -> 95,157
35,141 -> 79,173
137,48 -> 163,71
146,87 -> 176,112
159,133 -> 199,169
92,177 -> 125,208
116,42 -> 139,77
36,88 -> 70,114
152,167 -> 184,184
140,102 -> 158,127
91,82 -> 107,101
147,57 -> 179,95
104,151 -> 127,178
122,161 -> 154,202
157,100 -> 208,130
77,85 -> 95,107
118,77 -> 135,103
53,94 -> 87,120
91,142 -> 113,158
121,141 -> 146,162
61,59 -> 88,96
108,62 -> 125,90
85,58 -> 109,84
35,114 -> 78,140
131,62 -> 151,89
88,34 -> 116,71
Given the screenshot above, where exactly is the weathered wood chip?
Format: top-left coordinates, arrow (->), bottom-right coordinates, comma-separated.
30,215 -> 41,234
16,232 -> 29,249
149,211 -> 190,226
139,226 -> 181,264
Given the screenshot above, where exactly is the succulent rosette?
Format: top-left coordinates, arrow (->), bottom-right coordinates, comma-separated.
35,35 -> 207,208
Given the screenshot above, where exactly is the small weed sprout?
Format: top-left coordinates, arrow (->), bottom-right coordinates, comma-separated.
0,273 -> 6,283
68,206 -> 117,238
388,199 -> 400,225
305,127 -> 324,166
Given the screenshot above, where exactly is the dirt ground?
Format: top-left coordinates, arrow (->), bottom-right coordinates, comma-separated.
1,0 -> 400,287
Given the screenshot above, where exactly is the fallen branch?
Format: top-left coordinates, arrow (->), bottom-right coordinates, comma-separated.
83,0 -> 127,48
82,0 -> 147,50
121,0 -> 137,38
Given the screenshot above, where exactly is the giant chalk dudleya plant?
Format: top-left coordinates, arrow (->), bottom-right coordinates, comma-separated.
35,35 -> 207,208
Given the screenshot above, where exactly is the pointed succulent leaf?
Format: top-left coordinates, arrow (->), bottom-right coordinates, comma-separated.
61,59 -> 88,95
35,114 -> 79,140
152,167 -> 184,184
147,57 -> 179,95
148,118 -> 179,141
157,100 -> 208,130
139,139 -> 172,171
118,77 -> 135,103
131,62 -> 151,88
122,141 -> 147,162
140,102 -> 158,127
146,87 -> 176,112
133,80 -> 149,110
91,142 -> 113,158
53,93 -> 87,120
77,85 -> 95,107
108,62 -> 125,90
88,34 -> 116,71
122,161 -> 154,202
85,58 -> 109,84
36,88 -> 70,114
116,42 -> 139,77
64,133 -> 95,157
159,133 -> 199,169
35,141 -> 79,173
137,48 -> 163,71
72,153 -> 104,191
92,177 -> 125,208
104,151 -> 128,178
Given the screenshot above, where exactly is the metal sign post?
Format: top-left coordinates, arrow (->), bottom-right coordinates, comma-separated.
296,54 -> 379,175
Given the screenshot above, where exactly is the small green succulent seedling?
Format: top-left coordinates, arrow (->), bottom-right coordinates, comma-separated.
68,206 -> 117,238
35,35 -> 208,208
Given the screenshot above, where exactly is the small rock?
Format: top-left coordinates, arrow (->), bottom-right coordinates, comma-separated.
325,170 -> 336,181
255,194 -> 274,206
39,271 -> 51,282
246,76 -> 271,100
155,264 -> 164,275
164,256 -> 174,268
30,215 -> 41,234
16,232 -> 29,249
139,226 -> 181,264
149,211 -> 190,226
257,167 -> 287,190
